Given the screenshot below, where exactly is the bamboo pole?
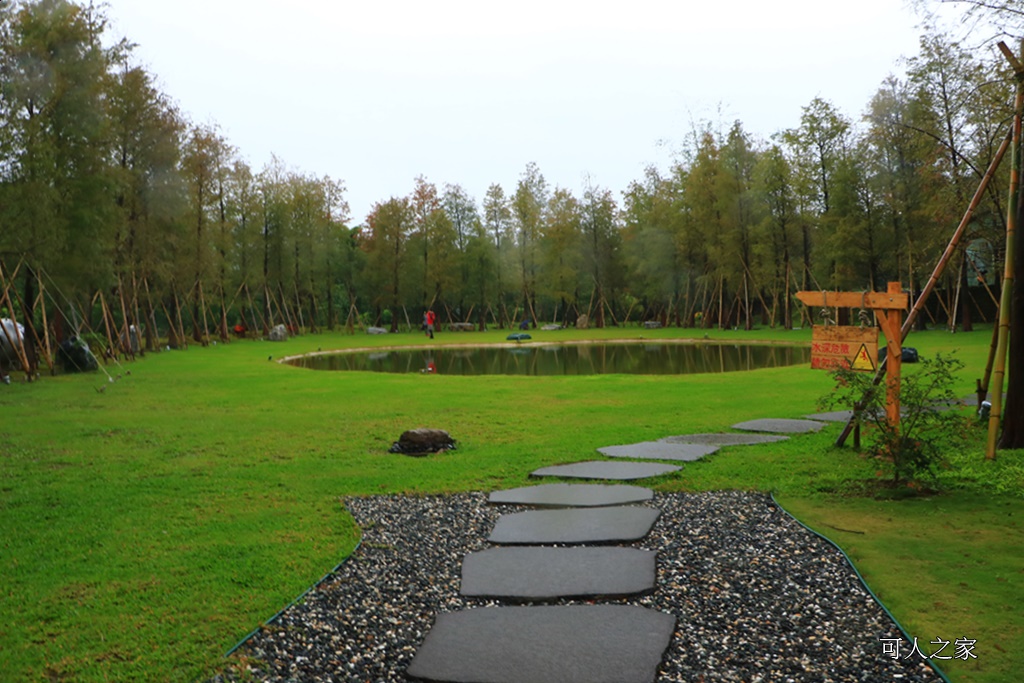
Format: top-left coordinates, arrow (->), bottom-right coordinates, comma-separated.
0,264 -> 33,378
835,124 -> 1015,447
987,42 -> 1024,460
116,275 -> 135,360
950,253 -> 964,332
172,286 -> 188,349
130,271 -> 144,355
97,291 -> 118,362
978,319 -> 1000,405
7,283 -> 50,374
35,286 -> 55,373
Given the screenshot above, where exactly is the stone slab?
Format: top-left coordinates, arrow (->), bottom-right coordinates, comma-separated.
803,411 -> 854,422
660,432 -> 789,446
731,418 -> 826,434
406,605 -> 676,683
489,483 -> 653,508
597,441 -> 718,462
531,460 -> 681,481
488,506 -> 660,545
460,547 -> 657,599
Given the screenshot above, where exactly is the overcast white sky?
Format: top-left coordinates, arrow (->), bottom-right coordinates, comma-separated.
101,0 -> 949,224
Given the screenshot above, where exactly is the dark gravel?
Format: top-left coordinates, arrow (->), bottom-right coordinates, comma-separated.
212,491 -> 943,683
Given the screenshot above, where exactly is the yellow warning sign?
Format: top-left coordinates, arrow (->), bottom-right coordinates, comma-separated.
852,343 -> 876,372
810,326 -> 878,372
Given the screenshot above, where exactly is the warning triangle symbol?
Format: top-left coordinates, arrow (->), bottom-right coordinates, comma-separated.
852,343 -> 876,371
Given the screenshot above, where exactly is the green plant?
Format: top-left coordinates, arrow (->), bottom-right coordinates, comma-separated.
820,352 -> 972,486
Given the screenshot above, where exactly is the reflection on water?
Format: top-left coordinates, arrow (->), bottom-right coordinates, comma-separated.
287,343 -> 810,376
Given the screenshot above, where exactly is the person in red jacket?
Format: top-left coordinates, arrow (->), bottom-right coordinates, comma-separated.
425,309 -> 436,339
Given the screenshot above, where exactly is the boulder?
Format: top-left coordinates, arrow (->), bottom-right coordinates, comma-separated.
576,313 -> 589,329
57,337 -> 99,373
366,326 -> 388,335
268,324 -> 288,341
0,318 -> 25,364
389,428 -> 456,456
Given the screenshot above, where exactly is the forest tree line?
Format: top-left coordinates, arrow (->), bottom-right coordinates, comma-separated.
2,0 -> 1024,353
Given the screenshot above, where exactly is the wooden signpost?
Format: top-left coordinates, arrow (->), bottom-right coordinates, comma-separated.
797,282 -> 909,430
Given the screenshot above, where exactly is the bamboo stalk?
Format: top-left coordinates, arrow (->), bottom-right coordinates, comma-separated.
36,285 -> 54,373
117,275 -> 135,360
0,264 -> 33,377
987,44 -> 1024,459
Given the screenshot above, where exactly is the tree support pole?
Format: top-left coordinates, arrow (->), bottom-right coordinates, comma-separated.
834,124 -> 1015,447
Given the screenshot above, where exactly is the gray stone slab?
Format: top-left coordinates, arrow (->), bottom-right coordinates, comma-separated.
531,460 -> 680,481
731,418 -> 826,433
406,605 -> 676,683
488,506 -> 660,545
489,483 -> 653,508
803,410 -> 855,422
597,441 -> 719,462
460,547 -> 657,599
660,432 -> 789,446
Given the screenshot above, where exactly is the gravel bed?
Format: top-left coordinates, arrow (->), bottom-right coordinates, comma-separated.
212,491 -> 943,683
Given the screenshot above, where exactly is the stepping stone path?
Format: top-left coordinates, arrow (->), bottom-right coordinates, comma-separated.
408,453 -> 676,681
460,547 -> 657,599
804,410 -> 855,422
407,605 -> 676,683
732,417 -> 826,433
488,506 -> 661,544
488,483 -> 653,507
530,460 -> 680,480
408,419 -> 835,682
660,432 -> 789,445
597,441 -> 719,462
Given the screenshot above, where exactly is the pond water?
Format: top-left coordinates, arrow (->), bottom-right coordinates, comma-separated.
286,343 -> 810,376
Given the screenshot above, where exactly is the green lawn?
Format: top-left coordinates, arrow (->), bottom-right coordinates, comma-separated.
0,324 -> 1019,682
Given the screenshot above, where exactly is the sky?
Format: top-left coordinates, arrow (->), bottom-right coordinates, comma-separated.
100,0 -> 951,224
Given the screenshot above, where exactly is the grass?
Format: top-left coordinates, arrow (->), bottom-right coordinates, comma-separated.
0,324 -> 1020,682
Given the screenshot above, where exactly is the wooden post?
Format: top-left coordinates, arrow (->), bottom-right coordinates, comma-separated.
877,282 -> 904,430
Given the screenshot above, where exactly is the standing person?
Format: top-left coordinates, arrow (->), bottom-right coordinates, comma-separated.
426,309 -> 436,339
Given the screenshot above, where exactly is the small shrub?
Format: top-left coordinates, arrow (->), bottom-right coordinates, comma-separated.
819,352 -> 972,487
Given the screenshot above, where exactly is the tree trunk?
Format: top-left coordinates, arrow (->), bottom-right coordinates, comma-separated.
1000,189 -> 1024,449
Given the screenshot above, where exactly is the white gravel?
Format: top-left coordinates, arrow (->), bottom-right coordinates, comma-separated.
212,491 -> 944,683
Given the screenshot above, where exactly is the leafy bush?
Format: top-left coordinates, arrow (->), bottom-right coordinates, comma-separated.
819,352 -> 972,486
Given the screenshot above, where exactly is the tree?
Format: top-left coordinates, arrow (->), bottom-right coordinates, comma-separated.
580,182 -> 622,328
512,162 -> 547,326
443,183 -> 479,317
363,197 -> 411,331
753,145 -> 800,329
180,123 -> 232,343
482,183 -> 513,326
106,56 -> 186,350
621,167 -> 688,325
1,0 -> 116,312
782,98 -> 852,292
539,187 -> 581,324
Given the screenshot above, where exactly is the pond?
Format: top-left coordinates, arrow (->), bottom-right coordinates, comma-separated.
286,342 -> 810,376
